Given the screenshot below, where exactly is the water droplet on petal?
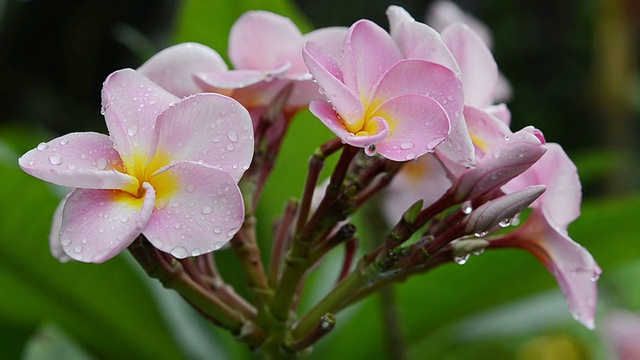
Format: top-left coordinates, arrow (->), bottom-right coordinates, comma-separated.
405,153 -> 416,160
191,248 -> 202,257
37,142 -> 49,151
474,231 -> 489,238
499,218 -> 512,228
186,185 -> 195,193
227,130 -> 238,142
61,238 -> 71,246
170,246 -> 189,258
49,153 -> 63,165
127,125 -> 138,136
400,141 -> 415,150
365,144 -> 377,156
120,216 -> 129,223
95,158 -> 107,170
80,153 -> 88,160
174,222 -> 181,229
60,139 -> 69,146
213,226 -> 222,234
226,143 -> 235,151
202,206 -> 213,214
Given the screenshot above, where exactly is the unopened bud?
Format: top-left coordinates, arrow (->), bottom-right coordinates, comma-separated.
452,127 -> 546,202
465,185 -> 546,234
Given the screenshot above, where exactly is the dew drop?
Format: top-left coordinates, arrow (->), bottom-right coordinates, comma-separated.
400,141 -> 415,150
60,139 -> 69,146
499,218 -> 512,228
74,245 -> 83,253
202,206 -> 213,214
186,185 -> 195,193
474,231 -> 489,238
37,142 -> 49,151
191,248 -> 202,257
405,153 -> 416,160
95,158 -> 107,170
49,153 -> 63,165
120,216 -> 129,223
170,246 -> 189,258
80,153 -> 88,160
127,125 -> 138,136
591,273 -> 600,282
454,254 -> 470,265
461,201 -> 473,215
61,238 -> 71,246
365,144 -> 377,156
174,222 -> 182,229
226,143 -> 235,151
227,130 -> 238,142
213,226 -> 222,234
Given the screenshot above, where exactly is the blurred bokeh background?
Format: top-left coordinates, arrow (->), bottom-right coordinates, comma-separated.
0,0 -> 638,359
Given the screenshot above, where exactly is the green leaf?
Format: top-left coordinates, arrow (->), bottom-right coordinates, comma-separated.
22,324 -> 94,360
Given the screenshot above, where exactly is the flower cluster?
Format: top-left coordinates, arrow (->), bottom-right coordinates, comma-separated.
18,5 -> 600,357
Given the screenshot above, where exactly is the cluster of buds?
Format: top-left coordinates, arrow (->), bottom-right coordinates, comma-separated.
17,4 -> 600,358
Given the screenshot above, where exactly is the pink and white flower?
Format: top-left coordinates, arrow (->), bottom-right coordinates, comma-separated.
139,11 -> 347,116
19,69 -> 254,263
304,18 -> 463,161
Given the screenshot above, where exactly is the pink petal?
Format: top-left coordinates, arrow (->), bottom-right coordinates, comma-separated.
154,93 -> 254,182
196,64 -> 290,90
304,41 -> 364,128
228,10 -> 302,71
18,132 -> 138,193
308,100 -> 383,146
513,210 -> 600,329
372,94 -> 450,161
435,113 -> 476,172
138,42 -> 228,98
382,153 -> 451,224
342,20 -> 403,105
464,105 -> 512,158
301,27 -> 348,73
386,6 -> 461,75
484,103 -> 511,125
58,183 -> 156,263
426,1 -> 494,48
603,311 -> 640,359
442,23 -> 498,108
101,69 -> 179,173
50,194 -> 72,263
503,143 -> 581,229
144,161 -> 245,258
372,59 -> 464,130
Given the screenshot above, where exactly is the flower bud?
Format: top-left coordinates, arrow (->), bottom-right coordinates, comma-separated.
464,185 -> 546,234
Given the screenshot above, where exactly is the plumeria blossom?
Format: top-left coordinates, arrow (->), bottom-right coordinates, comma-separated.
19,69 -> 254,263
304,18 -> 463,161
139,11 -> 347,118
492,144 -> 600,329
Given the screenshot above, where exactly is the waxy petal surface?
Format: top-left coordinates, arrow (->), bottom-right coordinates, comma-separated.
442,23 -> 498,108
512,210 -> 600,329
229,11 -> 301,71
144,161 -> 244,258
342,20 -> 403,104
154,93 -> 254,182
464,105 -> 511,157
58,184 -> 156,263
301,27 -> 349,72
101,69 -> 179,173
138,42 -> 228,98
372,94 -> 450,161
372,59 -> 463,128
19,132 -> 138,192
304,42 -> 364,127
196,64 -> 289,90
50,194 -> 72,263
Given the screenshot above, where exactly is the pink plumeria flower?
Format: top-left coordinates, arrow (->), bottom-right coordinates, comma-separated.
139,11 -> 347,116
304,18 -> 462,161
492,208 -> 601,329
19,69 -> 254,263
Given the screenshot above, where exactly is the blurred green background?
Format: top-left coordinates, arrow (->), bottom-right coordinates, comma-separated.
1,0 -> 639,359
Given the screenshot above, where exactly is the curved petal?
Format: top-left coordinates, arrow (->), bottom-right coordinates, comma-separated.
196,64 -> 289,90
228,10 -> 302,71
435,113 -> 476,172
464,105 -> 512,157
386,7 -> 461,75
301,27 -> 348,73
372,59 -> 464,129
503,143 -> 581,229
50,194 -> 72,263
484,103 -> 511,125
144,161 -> 245,258
138,42 -> 228,98
18,132 -> 138,192
512,210 -> 600,329
59,184 -> 156,263
101,69 -> 179,173
153,93 -> 254,182
342,20 -> 403,104
304,41 -> 364,128
442,23 -> 498,108
372,94 -> 450,161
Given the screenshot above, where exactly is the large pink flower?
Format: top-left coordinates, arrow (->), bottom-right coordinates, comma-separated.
303,19 -> 462,161
19,69 -> 254,263
139,11 -> 347,113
